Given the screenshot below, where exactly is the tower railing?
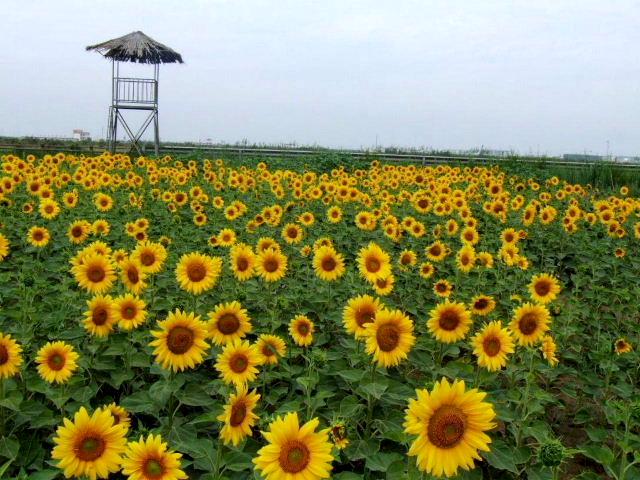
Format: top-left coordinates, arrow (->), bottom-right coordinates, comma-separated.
113,77 -> 158,105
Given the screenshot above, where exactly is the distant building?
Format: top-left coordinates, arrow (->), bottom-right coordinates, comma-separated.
562,153 -> 602,162
72,129 -> 91,141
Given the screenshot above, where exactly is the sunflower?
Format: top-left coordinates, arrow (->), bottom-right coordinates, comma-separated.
113,294 -> 147,331
615,338 -> 633,355
83,295 -> 116,337
330,423 -> 349,449
419,262 -> 435,279
100,403 -> 131,433
175,252 -> 223,294
36,341 -> 80,384
72,253 -> 117,294
470,295 -> 496,316
92,219 -> 110,236
51,407 -> 128,480
398,249 -> 417,269
27,226 -> 50,247
39,198 -> 61,219
215,339 -> 261,386
373,274 -> 395,296
357,242 -> 391,283
0,234 -> 9,261
455,245 -> 476,273
68,220 -> 92,244
289,315 -> 315,347
404,378 -> 496,478
427,301 -> 472,344
206,301 -> 252,345
218,385 -> 261,446
255,248 -> 288,282
313,245 -> 346,281
510,303 -> 551,346
327,206 -> 343,223
0,332 -> 23,379
433,279 -> 453,298
282,223 -> 304,244
471,321 -> 515,371
528,273 -> 561,304
253,412 -> 334,480
120,258 -> 148,294
426,241 -> 448,262
121,433 -> 187,480
255,334 -> 287,365
343,295 -> 383,339
131,241 -> 167,274
230,243 -> 256,281
149,310 -> 210,372
218,228 -> 237,247
363,309 -> 415,368
540,335 -> 559,366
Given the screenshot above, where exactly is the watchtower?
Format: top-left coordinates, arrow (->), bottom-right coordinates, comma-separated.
86,31 -> 183,156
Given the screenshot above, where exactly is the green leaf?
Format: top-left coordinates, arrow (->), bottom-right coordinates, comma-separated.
120,390 -> 155,413
366,452 -> 404,472
0,436 -> 19,461
582,444 -> 615,468
357,378 -> 388,399
177,384 -> 213,407
482,440 -> 519,474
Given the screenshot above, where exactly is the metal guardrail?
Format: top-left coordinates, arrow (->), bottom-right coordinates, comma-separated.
1,143 -> 639,169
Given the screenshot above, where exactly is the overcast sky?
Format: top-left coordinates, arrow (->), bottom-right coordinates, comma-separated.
2,1 -> 639,155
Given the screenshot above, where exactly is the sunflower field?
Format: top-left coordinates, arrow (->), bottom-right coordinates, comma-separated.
0,153 -> 639,480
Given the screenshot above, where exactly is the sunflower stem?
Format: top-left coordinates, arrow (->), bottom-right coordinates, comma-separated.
0,380 -> 5,436
213,435 -> 224,478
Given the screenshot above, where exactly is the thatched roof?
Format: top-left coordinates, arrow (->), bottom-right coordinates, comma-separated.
86,31 -> 183,64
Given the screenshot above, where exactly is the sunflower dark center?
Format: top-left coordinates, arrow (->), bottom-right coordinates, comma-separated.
140,252 -> 155,266
47,353 -> 66,370
262,343 -> 277,357
474,298 -> 489,310
534,281 -> 551,296
483,336 -> 502,357
519,313 -> 539,335
87,266 -> 106,283
401,255 -> 411,265
143,458 -> 165,478
0,345 -> 8,365
217,313 -> 240,335
365,257 -> 381,273
127,267 -> 139,283
72,226 -> 83,237
427,405 -> 467,449
122,305 -> 136,320
355,308 -> 376,328
287,228 -> 298,238
33,231 -> 44,241
297,322 -> 310,336
376,323 -> 400,352
76,436 -> 106,461
229,402 -> 247,426
279,440 -> 311,474
167,326 -> 194,354
237,257 -> 249,271
187,263 -> 207,282
430,246 -> 441,256
230,354 -> 249,373
439,309 -> 461,331
436,283 -> 447,292
263,258 -> 279,273
321,256 -> 337,272
93,307 -> 109,325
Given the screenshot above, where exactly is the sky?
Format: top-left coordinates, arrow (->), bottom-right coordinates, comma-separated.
1,1 -> 639,156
